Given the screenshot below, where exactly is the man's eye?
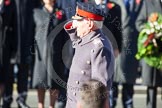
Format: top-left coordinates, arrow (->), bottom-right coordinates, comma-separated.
77,19 -> 84,21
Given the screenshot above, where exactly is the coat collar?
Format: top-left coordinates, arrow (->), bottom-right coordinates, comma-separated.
79,29 -> 102,46
43,6 -> 54,15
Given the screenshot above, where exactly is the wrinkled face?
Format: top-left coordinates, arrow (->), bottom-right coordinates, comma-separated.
43,0 -> 55,5
72,19 -> 90,38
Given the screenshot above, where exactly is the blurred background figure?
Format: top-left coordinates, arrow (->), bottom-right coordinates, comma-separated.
0,0 -> 17,107
0,0 -> 17,108
31,0 -> 69,108
110,0 -> 143,108
103,0 -> 122,58
28,0 -> 42,90
77,79 -> 110,108
136,0 -> 162,108
2,0 -> 35,107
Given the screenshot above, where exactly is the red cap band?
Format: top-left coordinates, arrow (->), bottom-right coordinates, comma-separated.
77,8 -> 104,21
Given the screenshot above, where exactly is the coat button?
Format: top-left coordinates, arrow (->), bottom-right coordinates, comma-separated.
73,92 -> 76,96
81,70 -> 86,75
76,81 -> 79,84
73,43 -> 76,46
91,49 -> 94,53
86,60 -> 91,65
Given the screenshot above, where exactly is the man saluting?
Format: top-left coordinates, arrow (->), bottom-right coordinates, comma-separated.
64,2 -> 115,108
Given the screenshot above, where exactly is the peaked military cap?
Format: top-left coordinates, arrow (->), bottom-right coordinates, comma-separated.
72,2 -> 105,21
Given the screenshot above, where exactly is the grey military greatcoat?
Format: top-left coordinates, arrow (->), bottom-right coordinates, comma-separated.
64,21 -> 115,108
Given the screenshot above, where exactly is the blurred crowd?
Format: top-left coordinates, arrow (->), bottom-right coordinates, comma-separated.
0,0 -> 162,108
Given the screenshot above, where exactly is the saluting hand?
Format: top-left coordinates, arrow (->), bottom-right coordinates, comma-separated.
72,20 -> 78,28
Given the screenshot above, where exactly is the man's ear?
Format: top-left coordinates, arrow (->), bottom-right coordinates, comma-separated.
86,18 -> 94,30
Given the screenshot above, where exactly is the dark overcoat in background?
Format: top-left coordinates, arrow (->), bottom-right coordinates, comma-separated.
112,0 -> 143,84
14,0 -> 34,64
136,0 -> 162,87
104,1 -> 122,52
0,0 -> 17,83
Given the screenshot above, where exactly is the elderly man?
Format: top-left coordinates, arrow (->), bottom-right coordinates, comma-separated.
64,2 -> 114,108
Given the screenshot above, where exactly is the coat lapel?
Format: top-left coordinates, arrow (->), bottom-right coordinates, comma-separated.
114,0 -> 130,29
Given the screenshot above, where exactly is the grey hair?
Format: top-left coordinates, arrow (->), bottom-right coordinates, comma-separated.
94,21 -> 103,29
